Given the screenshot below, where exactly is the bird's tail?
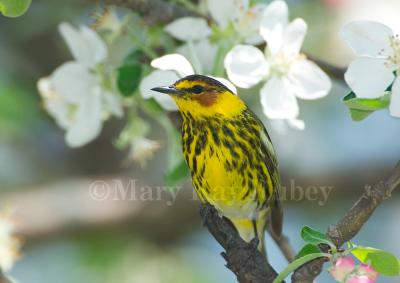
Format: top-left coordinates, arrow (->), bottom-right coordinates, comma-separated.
230,210 -> 269,256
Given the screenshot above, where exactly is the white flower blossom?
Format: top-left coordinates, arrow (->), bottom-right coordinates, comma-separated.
139,53 -> 237,111
224,0 -> 331,126
37,22 -> 123,147
163,0 -> 267,75
0,211 -> 20,272
207,0 -> 267,45
165,0 -> 266,45
129,137 -> 160,168
165,17 -> 212,42
341,20 -> 400,117
93,7 -> 123,33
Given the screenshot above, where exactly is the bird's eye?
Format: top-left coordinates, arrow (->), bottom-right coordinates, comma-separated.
192,85 -> 204,94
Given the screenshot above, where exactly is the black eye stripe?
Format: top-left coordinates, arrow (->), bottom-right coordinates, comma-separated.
192,85 -> 204,94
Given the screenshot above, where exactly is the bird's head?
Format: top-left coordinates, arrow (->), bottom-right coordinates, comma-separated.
151,75 -> 246,118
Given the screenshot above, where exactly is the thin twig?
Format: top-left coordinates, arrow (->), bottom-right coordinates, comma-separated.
268,227 -> 296,263
292,161 -> 400,283
306,53 -> 346,82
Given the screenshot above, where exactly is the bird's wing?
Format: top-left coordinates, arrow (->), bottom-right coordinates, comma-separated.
247,109 -> 283,237
260,126 -> 283,237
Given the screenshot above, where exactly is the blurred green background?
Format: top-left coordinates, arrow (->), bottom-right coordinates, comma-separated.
1,0 -> 399,282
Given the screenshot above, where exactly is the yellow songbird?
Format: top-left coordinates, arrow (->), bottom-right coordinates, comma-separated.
152,74 -> 282,254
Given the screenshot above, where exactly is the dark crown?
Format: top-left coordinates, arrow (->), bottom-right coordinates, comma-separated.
176,75 -> 234,93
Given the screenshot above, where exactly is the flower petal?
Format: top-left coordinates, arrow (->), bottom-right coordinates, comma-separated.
236,3 -> 266,45
345,57 -> 394,98
389,76 -> 400,118
151,53 -> 194,78
51,62 -> 95,104
347,275 -> 374,283
79,25 -> 108,64
287,118 -> 305,130
211,76 -> 237,94
177,40 -> 217,75
340,21 -> 393,58
330,256 -> 356,282
260,0 -> 289,54
102,91 -> 123,118
66,90 -> 103,147
289,59 -> 332,100
139,70 -> 179,111
283,18 -> 307,55
37,77 -> 72,130
165,17 -> 211,41
208,0 -> 242,28
260,76 -> 299,119
224,45 -> 269,88
59,22 -> 107,66
359,264 -> 379,281
130,137 -> 160,168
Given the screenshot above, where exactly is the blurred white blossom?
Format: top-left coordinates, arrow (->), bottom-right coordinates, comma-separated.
341,20 -> 400,117
93,7 -> 123,33
207,0 -> 267,45
140,53 -> 237,111
117,117 -> 160,167
164,0 -> 267,74
129,137 -> 160,168
38,22 -> 123,147
166,0 -> 266,44
0,211 -> 20,273
165,17 -> 211,42
225,0 -> 331,127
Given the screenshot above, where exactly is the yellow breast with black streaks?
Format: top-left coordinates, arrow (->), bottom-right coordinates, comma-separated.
181,108 -> 276,219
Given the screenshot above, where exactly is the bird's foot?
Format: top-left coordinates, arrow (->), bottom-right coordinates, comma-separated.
199,203 -> 215,226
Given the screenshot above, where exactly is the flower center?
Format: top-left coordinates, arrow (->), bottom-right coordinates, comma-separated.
268,51 -> 305,77
386,34 -> 400,68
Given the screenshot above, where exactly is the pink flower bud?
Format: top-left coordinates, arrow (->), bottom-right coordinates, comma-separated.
347,275 -> 375,283
330,256 -> 356,281
359,264 -> 378,281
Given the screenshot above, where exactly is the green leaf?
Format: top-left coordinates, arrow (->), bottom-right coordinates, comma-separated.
123,49 -> 145,65
352,246 -> 400,276
165,158 -> 189,187
0,83 -> 40,137
295,244 -> 321,259
0,0 -> 31,17
342,92 -> 390,110
273,253 -> 330,283
117,63 -> 142,97
141,98 -> 164,115
300,226 -> 335,248
342,92 -> 390,121
349,109 -> 374,121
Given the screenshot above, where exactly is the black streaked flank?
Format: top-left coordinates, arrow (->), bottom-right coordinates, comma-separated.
181,108 -> 280,206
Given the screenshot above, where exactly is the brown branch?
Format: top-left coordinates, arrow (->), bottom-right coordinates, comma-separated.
306,54 -> 346,82
97,0 -> 198,25
268,227 -> 296,263
2,177 -> 199,242
292,161 -> 400,283
200,203 -> 282,283
0,271 -> 12,283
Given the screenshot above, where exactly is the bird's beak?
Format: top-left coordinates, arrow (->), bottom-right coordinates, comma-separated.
151,85 -> 183,96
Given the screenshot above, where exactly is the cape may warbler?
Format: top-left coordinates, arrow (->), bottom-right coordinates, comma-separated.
152,75 -> 282,253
